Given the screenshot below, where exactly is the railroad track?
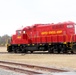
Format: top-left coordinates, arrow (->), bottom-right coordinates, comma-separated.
0,61 -> 69,75
0,51 -> 76,54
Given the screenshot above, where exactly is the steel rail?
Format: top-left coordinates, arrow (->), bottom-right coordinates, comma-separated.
0,61 -> 68,73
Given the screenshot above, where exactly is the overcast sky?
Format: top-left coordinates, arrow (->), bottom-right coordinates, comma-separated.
0,0 -> 76,36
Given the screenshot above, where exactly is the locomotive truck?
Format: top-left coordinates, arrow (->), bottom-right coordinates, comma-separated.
7,21 -> 76,53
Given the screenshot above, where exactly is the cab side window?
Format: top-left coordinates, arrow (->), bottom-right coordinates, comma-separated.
23,31 -> 26,34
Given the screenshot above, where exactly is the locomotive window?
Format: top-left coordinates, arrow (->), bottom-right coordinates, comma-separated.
17,30 -> 21,35
23,31 -> 26,34
67,25 -> 73,28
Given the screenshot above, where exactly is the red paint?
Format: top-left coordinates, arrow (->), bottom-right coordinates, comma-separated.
11,21 -> 76,44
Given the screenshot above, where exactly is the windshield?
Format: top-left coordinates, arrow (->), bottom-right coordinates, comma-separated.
17,30 -> 21,35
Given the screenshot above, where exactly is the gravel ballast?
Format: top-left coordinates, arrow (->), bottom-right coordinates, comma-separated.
0,68 -> 26,75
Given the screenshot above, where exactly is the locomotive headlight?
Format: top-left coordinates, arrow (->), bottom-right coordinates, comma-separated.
67,25 -> 73,28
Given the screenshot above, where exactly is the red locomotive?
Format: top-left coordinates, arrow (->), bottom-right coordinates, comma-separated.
7,21 -> 76,53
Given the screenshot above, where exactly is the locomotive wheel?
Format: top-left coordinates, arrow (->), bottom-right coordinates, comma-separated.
16,49 -> 23,53
58,49 -> 60,54
48,48 -> 53,53
63,50 -> 68,54
23,50 -> 28,53
7,46 -> 12,53
7,48 -> 11,53
62,45 -> 68,54
30,51 -> 33,53
13,48 -> 22,53
71,50 -> 74,54
13,49 -> 17,53
7,49 -> 12,53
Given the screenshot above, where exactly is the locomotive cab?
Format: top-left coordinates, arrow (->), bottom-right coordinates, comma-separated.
7,29 -> 29,53
16,30 -> 22,38
16,30 -> 28,39
16,29 -> 29,44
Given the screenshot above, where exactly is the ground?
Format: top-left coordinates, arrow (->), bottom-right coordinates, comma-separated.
0,47 -> 76,70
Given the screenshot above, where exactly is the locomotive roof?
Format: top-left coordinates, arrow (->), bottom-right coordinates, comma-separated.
22,21 -> 75,30
31,21 -> 75,27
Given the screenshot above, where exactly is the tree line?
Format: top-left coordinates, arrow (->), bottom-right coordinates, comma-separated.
0,35 -> 11,46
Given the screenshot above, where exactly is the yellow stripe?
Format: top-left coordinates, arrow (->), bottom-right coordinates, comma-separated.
63,42 -> 67,44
